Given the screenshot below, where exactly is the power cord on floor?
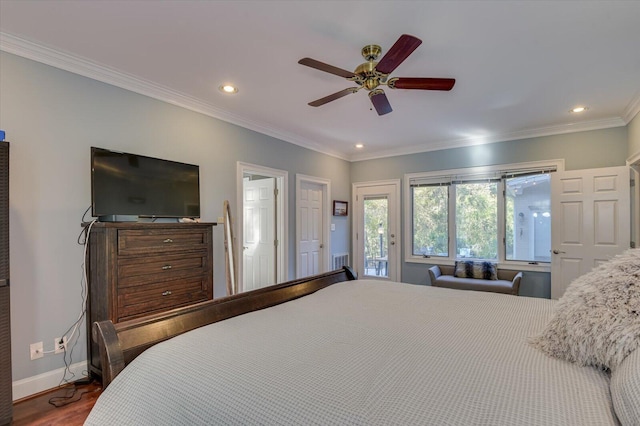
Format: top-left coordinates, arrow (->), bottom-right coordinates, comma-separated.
47,380 -> 101,408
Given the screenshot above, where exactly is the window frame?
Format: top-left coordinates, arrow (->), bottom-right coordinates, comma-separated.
404,159 -> 564,272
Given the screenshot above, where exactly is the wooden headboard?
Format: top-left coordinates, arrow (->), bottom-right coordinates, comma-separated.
93,266 -> 357,387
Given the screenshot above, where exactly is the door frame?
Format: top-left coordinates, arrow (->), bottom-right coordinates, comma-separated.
628,152 -> 640,249
237,162 -> 288,289
295,174 -> 331,278
352,179 -> 401,281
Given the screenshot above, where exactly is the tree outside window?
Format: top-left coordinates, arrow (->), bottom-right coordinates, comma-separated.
410,170 -> 551,264
412,186 -> 448,256
455,182 -> 498,259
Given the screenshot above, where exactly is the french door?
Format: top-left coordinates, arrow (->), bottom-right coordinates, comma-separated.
353,180 -> 401,281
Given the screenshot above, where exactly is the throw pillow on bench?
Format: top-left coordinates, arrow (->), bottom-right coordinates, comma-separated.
453,261 -> 498,280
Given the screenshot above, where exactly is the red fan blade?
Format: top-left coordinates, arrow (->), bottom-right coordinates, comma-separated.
298,58 -> 358,79
308,88 -> 359,107
389,77 -> 456,91
369,90 -> 392,115
375,34 -> 422,75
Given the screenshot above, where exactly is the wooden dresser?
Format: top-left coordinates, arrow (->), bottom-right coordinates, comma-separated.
86,222 -> 215,378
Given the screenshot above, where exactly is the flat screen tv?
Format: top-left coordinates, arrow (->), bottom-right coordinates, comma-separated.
91,147 -> 200,220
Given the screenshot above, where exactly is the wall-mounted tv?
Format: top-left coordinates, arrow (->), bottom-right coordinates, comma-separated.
91,147 -> 200,220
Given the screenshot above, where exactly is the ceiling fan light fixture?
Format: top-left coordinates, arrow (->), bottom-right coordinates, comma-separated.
219,84 -> 238,94
355,143 -> 364,149
570,106 -> 587,113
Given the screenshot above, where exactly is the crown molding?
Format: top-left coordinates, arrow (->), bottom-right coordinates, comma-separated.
627,151 -> 640,167
0,32 -> 350,161
623,90 -> 640,123
349,117 -> 626,162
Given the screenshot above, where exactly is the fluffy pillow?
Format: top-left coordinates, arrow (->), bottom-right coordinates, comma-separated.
529,249 -> 640,370
454,261 -> 498,280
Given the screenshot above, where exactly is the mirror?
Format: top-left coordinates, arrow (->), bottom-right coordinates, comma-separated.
223,200 -> 237,296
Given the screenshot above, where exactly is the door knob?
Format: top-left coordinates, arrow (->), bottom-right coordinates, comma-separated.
552,249 -> 566,254
390,241 -> 395,245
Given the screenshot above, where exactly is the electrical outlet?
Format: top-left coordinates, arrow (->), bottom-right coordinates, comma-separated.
30,342 -> 44,360
54,336 -> 67,354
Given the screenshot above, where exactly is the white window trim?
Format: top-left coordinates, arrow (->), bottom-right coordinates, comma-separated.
404,159 -> 564,272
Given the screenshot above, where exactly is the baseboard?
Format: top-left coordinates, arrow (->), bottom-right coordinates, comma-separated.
12,361 -> 88,401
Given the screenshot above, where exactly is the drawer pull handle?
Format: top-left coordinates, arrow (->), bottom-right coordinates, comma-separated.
162,291 -> 172,296
162,265 -> 172,270
163,238 -> 173,243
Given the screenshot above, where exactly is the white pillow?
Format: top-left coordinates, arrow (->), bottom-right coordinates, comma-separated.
529,249 -> 640,370
611,348 -> 640,426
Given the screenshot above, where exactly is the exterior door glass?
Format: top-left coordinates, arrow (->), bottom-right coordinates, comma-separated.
364,196 -> 389,278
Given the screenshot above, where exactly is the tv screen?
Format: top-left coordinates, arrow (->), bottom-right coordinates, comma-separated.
91,147 -> 200,219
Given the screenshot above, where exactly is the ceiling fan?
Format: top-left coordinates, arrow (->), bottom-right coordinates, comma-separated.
298,34 -> 455,116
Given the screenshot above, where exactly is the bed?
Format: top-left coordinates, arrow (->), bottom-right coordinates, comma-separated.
85,261 -> 640,425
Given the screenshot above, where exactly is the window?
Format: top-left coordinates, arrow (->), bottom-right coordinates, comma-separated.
455,181 -> 498,259
505,174 -> 551,262
412,185 -> 448,257
406,161 -> 558,266
364,196 -> 389,277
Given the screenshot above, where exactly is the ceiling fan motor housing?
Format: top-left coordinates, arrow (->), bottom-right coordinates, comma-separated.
354,61 -> 387,90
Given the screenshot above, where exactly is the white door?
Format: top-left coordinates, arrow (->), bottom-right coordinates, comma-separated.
243,177 -> 276,291
551,166 -> 630,299
353,181 -> 401,281
297,180 -> 325,278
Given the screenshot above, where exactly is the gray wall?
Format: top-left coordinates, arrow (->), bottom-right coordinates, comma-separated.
351,126 -> 629,298
351,127 -> 628,182
0,52 -> 351,382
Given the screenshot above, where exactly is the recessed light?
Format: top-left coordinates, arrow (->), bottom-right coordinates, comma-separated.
570,106 -> 587,113
219,84 -> 238,94
355,143 -> 364,149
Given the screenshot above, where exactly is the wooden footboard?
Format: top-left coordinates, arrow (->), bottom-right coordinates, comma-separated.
93,266 -> 357,387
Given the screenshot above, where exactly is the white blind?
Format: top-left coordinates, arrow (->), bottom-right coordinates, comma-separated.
410,164 -> 557,187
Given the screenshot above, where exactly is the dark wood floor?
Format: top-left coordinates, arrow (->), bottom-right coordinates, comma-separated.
11,381 -> 102,425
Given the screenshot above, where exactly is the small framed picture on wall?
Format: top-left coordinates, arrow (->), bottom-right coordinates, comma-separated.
333,200 -> 348,216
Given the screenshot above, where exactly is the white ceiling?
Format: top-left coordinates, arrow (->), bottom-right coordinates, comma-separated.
1,1 -> 639,161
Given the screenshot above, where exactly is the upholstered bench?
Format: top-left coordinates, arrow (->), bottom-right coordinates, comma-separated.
428,263 -> 522,295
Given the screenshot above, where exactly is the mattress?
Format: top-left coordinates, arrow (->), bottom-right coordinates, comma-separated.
85,280 -> 618,425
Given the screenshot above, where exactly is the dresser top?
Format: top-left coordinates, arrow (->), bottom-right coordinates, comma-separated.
83,221 -> 217,228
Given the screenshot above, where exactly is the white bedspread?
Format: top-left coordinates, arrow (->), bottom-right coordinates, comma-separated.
85,280 -> 619,425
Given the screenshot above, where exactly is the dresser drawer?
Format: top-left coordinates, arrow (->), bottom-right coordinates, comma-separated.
117,227 -> 210,256
116,276 -> 211,321
117,252 -> 209,288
